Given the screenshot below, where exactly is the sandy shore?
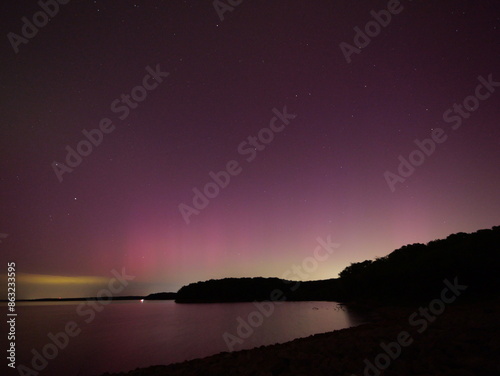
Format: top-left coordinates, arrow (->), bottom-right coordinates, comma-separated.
102,298 -> 500,376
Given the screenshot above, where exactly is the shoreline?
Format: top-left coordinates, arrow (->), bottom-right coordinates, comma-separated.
101,297 -> 500,375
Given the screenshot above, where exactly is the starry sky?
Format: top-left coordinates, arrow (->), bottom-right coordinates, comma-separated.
0,0 -> 499,299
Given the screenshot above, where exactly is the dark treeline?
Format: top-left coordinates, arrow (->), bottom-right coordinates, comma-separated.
338,226 -> 500,304
11,296 -> 146,302
144,292 -> 177,300
7,292 -> 177,303
175,226 -> 500,304
174,277 -> 342,303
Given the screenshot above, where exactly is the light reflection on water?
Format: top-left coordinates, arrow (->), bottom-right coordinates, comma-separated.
7,300 -> 367,376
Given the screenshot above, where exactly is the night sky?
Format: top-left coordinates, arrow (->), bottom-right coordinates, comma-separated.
1,0 -> 499,299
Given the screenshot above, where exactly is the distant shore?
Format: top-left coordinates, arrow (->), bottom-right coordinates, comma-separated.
102,297 -> 500,376
0,292 -> 177,303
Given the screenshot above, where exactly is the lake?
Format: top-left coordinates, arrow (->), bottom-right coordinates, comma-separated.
7,300 -> 367,375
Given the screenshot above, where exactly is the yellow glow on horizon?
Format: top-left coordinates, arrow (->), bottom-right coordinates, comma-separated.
17,273 -> 108,285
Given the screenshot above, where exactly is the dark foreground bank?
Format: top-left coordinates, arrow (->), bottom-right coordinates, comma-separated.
101,297 -> 500,376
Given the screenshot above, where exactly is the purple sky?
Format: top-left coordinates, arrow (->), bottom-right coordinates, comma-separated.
1,0 -> 499,299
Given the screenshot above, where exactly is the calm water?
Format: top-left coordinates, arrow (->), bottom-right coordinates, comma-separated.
6,300 -> 367,375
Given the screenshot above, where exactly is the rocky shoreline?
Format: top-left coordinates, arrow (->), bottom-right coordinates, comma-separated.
101,297 -> 500,376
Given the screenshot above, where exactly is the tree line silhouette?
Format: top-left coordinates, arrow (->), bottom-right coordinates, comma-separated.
175,226 -> 500,304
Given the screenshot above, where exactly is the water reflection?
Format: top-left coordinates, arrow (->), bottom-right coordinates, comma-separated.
8,300 -> 368,376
